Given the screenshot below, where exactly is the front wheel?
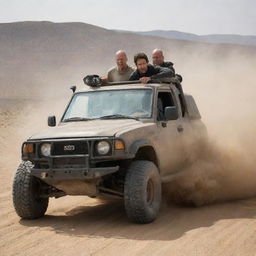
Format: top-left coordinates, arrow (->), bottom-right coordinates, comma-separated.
124,160 -> 161,224
12,161 -> 49,219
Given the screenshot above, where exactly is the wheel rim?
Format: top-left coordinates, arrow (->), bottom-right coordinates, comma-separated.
146,179 -> 154,205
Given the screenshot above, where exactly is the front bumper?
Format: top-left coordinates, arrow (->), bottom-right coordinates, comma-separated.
23,138 -> 131,182
31,166 -> 119,181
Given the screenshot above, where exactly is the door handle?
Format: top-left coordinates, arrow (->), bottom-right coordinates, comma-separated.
177,125 -> 184,133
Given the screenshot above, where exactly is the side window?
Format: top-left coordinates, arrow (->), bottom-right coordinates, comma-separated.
157,91 -> 176,121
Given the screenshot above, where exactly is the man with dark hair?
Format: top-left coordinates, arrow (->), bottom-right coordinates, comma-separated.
152,49 -> 175,74
129,52 -> 174,83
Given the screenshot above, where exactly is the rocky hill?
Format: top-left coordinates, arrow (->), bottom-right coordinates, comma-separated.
1,21 -> 256,98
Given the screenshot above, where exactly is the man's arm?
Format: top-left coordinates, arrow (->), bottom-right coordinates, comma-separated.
129,71 -> 139,81
151,66 -> 175,79
162,62 -> 175,74
168,65 -> 175,75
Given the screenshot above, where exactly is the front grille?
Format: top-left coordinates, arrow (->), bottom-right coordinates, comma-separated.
51,141 -> 89,156
53,157 -> 87,168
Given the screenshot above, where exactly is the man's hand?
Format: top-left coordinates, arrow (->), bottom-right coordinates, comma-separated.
139,77 -> 151,84
100,76 -> 108,82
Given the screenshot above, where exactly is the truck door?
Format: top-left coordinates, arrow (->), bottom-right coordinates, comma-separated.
155,90 -> 184,176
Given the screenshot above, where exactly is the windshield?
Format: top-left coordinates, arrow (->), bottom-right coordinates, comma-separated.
62,89 -> 152,121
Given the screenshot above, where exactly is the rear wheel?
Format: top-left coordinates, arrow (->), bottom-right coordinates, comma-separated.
124,160 -> 161,224
12,161 -> 49,219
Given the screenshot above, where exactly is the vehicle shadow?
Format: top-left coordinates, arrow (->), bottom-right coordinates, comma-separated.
19,197 -> 256,241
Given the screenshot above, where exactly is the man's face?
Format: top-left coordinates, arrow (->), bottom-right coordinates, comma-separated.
136,58 -> 148,74
116,53 -> 128,70
152,51 -> 164,66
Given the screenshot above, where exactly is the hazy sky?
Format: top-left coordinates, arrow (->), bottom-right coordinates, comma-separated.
0,0 -> 255,35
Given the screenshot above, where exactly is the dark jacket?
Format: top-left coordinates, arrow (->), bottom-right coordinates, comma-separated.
160,61 -> 182,82
129,64 -> 174,81
159,61 -> 175,74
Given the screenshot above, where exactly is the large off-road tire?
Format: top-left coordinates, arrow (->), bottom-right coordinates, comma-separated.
124,160 -> 162,224
12,161 -> 49,219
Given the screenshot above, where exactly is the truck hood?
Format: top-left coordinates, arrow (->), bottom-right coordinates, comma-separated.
29,119 -> 150,140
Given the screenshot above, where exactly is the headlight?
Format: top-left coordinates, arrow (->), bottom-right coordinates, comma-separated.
96,141 -> 111,155
40,143 -> 51,156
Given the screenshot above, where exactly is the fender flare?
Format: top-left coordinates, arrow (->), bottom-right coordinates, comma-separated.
129,139 -> 153,155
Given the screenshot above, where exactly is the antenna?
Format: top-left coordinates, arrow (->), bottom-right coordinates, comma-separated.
70,86 -> 76,93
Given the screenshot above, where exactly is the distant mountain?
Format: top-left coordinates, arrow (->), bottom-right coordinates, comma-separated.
115,30 -> 256,46
1,21 -> 256,99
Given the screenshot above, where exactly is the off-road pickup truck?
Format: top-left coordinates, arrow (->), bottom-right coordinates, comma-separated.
13,79 -> 206,223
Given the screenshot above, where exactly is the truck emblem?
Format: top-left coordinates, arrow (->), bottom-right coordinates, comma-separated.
64,145 -> 75,151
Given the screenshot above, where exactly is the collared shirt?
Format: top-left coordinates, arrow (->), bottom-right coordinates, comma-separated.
107,65 -> 134,82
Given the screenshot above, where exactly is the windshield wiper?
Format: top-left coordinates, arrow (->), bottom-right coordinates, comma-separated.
63,117 -> 95,122
99,114 -> 140,121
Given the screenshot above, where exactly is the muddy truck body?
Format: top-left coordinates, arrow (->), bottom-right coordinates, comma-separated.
13,81 -> 206,223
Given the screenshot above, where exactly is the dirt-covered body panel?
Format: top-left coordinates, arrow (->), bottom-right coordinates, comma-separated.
13,81 -> 206,223
29,119 -> 151,140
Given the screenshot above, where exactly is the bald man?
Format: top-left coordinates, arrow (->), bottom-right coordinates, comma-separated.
152,49 -> 175,74
107,50 -> 134,82
152,49 -> 186,114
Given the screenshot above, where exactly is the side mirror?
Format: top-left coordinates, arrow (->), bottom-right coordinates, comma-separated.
48,116 -> 56,127
164,106 -> 179,121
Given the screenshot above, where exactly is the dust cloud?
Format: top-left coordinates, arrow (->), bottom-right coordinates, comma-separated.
164,138 -> 256,206
163,46 -> 256,206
